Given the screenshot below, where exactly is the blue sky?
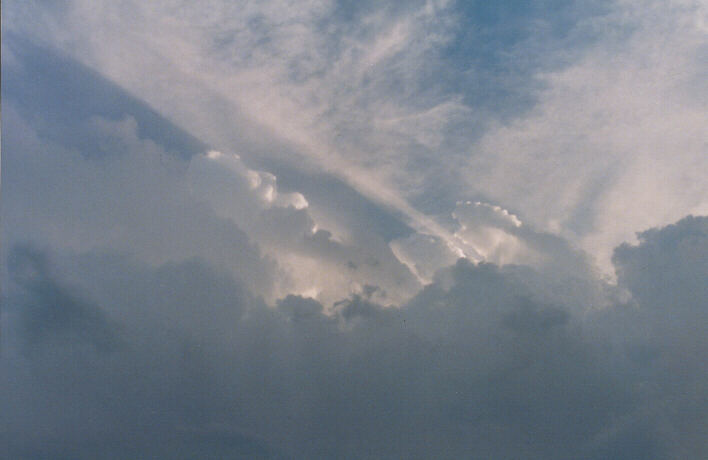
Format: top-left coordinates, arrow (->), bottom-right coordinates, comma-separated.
2,1 -> 707,458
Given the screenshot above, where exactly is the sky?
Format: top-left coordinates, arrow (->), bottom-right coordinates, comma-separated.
1,0 -> 707,458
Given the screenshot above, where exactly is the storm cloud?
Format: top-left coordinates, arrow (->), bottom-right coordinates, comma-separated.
3,217 -> 707,458
2,1 -> 707,458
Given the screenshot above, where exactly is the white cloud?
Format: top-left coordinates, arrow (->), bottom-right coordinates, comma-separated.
189,150 -> 309,219
8,1 -> 704,280
3,0 -> 475,261
390,232 -> 460,283
452,201 -> 532,266
14,0 -> 704,294
188,149 -> 422,306
467,0 -> 708,273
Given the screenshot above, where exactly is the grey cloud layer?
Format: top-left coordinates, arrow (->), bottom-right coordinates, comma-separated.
3,217 -> 707,458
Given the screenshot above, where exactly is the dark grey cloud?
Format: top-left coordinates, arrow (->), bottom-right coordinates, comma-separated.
3,216 -> 707,458
597,216 -> 708,459
1,250 -> 276,459
8,245 -> 123,354
613,215 -> 708,319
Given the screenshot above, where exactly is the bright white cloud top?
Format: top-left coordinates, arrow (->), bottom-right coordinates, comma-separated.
2,1 -> 707,458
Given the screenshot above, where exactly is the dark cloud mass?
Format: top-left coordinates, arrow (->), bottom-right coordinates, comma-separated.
2,1 -> 708,459
2,218 -> 708,458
